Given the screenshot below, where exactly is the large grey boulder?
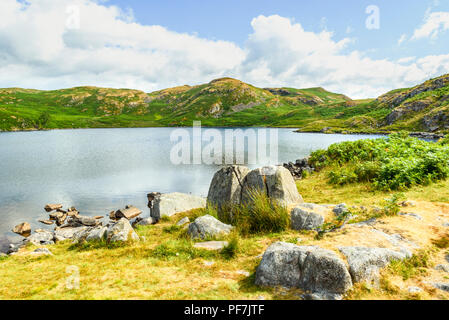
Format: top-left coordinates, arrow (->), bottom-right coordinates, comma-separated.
54,226 -> 89,242
25,229 -> 54,245
339,247 -> 407,283
290,207 -> 324,231
148,192 -> 206,221
207,165 -> 250,209
255,242 -> 314,288
187,215 -> 233,240
242,166 -> 303,206
299,247 -> 353,294
255,242 -> 352,295
106,218 -> 139,242
86,226 -> 108,242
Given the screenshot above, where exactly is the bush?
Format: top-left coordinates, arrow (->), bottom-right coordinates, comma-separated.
220,234 -> 240,260
218,189 -> 290,236
310,133 -> 449,190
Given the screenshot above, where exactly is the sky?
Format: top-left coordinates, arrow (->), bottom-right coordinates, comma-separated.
0,0 -> 449,98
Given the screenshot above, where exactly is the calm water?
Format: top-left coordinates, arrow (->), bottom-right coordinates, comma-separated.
0,128 -> 382,250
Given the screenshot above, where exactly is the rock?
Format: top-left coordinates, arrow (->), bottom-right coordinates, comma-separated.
333,203 -> 348,216
109,211 -> 117,220
299,247 -> 353,294
114,205 -> 142,220
149,192 -> 206,221
73,215 -> 98,227
31,248 -> 53,256
176,217 -> 190,227
94,216 -> 103,220
54,226 -> 89,242
433,283 -> 449,293
0,253 -> 7,258
133,217 -> 157,227
435,264 -> 449,272
399,212 -> 423,220
339,247 -> 408,283
25,230 -> 54,245
85,226 -> 107,242
187,215 -> 233,240
301,292 -> 343,300
407,286 -> 423,293
236,270 -> 250,277
106,218 -> 140,242
290,207 -> 324,231
242,166 -> 303,206
193,241 -> 228,251
443,223 -> 449,227
39,219 -> 54,225
207,165 -> 250,209
351,218 -> 377,227
45,204 -> 63,212
255,242 -> 352,295
12,222 -> 31,236
203,261 -> 215,267
401,200 -> 417,207
255,242 -> 310,288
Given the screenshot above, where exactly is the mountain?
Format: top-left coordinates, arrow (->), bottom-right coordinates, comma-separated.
0,75 -> 448,133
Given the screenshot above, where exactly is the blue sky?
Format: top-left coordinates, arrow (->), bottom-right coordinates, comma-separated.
108,0 -> 449,59
0,0 -> 449,98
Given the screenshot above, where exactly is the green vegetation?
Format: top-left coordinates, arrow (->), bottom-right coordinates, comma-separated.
216,189 -> 290,236
309,133 -> 449,190
2,74 -> 447,133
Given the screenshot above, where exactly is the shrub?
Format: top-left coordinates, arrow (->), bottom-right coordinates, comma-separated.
220,233 -> 240,260
310,133 -> 449,190
218,189 -> 290,236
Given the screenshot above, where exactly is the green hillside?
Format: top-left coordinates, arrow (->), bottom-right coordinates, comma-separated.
0,75 -> 448,133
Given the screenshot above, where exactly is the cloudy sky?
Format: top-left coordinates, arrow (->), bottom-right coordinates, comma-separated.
1,0 -> 449,98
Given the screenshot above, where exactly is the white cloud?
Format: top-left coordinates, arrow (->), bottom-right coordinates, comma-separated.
0,1 -> 449,99
412,11 -> 449,40
398,34 -> 407,46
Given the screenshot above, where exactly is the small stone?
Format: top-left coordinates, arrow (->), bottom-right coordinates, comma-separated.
290,207 -> 324,231
115,206 -> 142,220
45,204 -> 63,212
94,216 -> 103,220
435,264 -> 449,272
333,203 -> 348,216
433,283 -> 449,292
399,212 -> 423,220
31,248 -> 53,256
203,261 -> 215,267
38,220 -> 54,225
236,270 -> 250,277
12,222 -> 31,236
134,217 -> 157,227
187,215 -> 233,240
401,200 -> 417,207
407,286 -> 423,293
176,217 -> 190,227
193,241 -> 228,251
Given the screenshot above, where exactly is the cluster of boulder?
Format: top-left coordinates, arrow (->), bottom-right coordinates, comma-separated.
255,242 -> 411,300
8,204 -> 145,254
283,158 -> 315,180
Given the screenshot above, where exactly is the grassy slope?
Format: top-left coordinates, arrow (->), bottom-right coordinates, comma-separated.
0,77 -> 389,132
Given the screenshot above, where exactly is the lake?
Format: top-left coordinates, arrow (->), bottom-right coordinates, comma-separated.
0,127 -> 382,251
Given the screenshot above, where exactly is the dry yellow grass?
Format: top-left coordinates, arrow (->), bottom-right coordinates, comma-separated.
1,172 -> 449,300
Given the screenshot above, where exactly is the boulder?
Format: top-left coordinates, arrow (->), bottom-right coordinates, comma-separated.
133,217 -> 157,227
435,264 -> 449,272
72,227 -> 94,243
176,217 -> 190,227
255,242 -> 352,295
242,166 -> 303,206
25,229 -> 54,245
44,204 -> 63,212
12,222 -> 31,236
73,215 -> 98,227
85,226 -> 108,242
114,205 -> 142,220
207,165 -> 250,208
255,242 -> 314,288
193,241 -> 228,251
148,192 -> 206,221
433,283 -> 449,293
290,207 -> 324,231
339,247 -> 407,283
299,247 -> 352,294
187,215 -> 233,240
106,218 -> 139,242
54,226 -> 89,242
333,203 -> 348,216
